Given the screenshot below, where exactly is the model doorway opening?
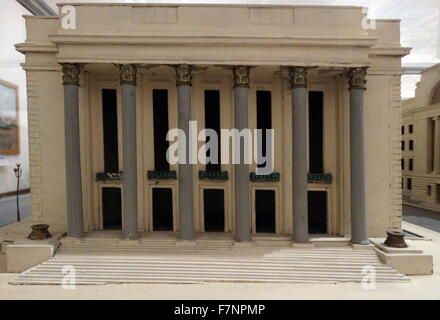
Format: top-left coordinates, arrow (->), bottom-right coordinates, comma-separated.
255,190 -> 276,233
203,189 -> 225,232
308,191 -> 327,234
152,188 -> 173,231
102,187 -> 122,230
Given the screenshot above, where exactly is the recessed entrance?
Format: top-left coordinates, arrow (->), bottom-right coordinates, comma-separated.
255,189 -> 276,233
203,189 -> 225,232
102,187 -> 122,230
152,188 -> 173,231
308,191 -> 327,234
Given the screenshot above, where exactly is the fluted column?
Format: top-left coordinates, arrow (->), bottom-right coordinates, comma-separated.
62,64 -> 84,237
348,67 -> 369,245
233,66 -> 252,242
176,64 -> 195,240
434,116 -> 440,174
119,64 -> 138,239
289,67 -> 309,243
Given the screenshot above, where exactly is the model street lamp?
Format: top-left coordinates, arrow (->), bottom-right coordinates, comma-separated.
13,163 -> 22,222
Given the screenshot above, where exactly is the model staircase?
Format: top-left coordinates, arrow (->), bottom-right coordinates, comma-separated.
10,240 -> 409,285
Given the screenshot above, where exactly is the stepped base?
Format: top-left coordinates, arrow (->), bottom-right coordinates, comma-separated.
10,240 -> 409,285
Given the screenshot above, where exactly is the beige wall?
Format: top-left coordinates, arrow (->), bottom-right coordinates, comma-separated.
402,64 -> 440,212
17,4 -> 409,237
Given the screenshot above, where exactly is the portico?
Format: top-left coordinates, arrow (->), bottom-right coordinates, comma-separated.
16,3 -> 409,245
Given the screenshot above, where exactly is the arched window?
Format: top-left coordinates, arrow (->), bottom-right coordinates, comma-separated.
430,82 -> 440,104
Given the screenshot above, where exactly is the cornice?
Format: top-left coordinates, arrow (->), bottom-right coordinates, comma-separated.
369,46 -> 411,57
15,43 -> 58,54
48,34 -> 378,48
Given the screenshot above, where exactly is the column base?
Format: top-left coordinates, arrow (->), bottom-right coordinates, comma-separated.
351,239 -> 370,246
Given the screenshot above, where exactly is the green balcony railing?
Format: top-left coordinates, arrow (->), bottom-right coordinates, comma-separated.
308,173 -> 332,184
147,170 -> 177,180
96,172 -> 123,182
249,172 -> 280,182
199,170 -> 229,180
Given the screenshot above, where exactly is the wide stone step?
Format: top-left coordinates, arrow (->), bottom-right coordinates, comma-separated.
12,273 -> 407,285
10,242 -> 408,285
40,260 -> 390,269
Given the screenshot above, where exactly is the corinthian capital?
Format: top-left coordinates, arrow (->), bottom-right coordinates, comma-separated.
289,67 -> 307,88
232,66 -> 250,88
62,63 -> 80,86
348,67 -> 368,90
119,64 -> 137,86
175,64 -> 192,86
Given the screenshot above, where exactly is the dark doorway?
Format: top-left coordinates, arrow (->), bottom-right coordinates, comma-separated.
255,190 -> 276,233
102,89 -> 119,173
204,90 -> 221,171
256,90 -> 272,168
153,89 -> 170,171
308,191 -> 327,234
152,188 -> 173,231
102,187 -> 122,230
203,189 -> 225,232
309,91 -> 324,173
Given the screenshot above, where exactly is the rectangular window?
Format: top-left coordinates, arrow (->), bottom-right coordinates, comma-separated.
309,91 -> 324,173
401,140 -> 405,151
256,91 -> 272,169
401,159 -> 404,170
407,178 -> 412,190
204,90 -> 221,171
409,124 -> 413,134
255,189 -> 276,233
409,158 -> 413,171
102,89 -> 119,173
102,187 -> 122,230
152,188 -> 173,231
203,189 -> 225,232
409,140 -> 414,151
153,89 -> 170,171
401,125 -> 404,135
428,118 -> 435,172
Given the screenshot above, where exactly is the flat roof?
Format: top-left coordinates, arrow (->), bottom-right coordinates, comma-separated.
56,2 -> 364,9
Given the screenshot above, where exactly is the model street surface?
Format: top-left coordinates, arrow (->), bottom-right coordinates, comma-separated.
0,203 -> 439,299
0,195 -> 31,227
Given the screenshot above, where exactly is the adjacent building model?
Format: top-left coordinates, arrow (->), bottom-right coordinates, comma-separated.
403,63 -> 440,212
16,3 -> 410,244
